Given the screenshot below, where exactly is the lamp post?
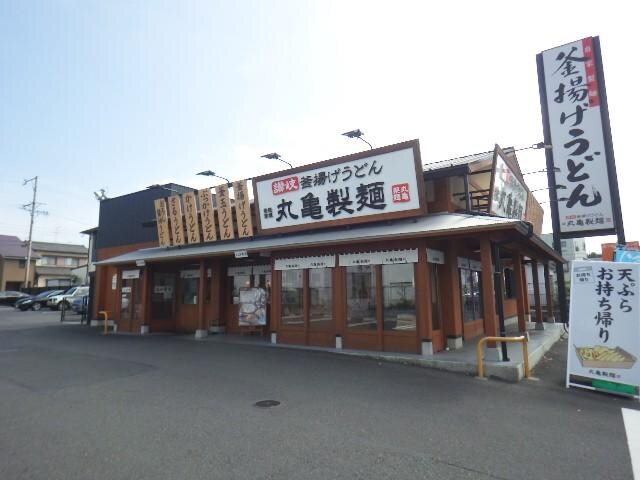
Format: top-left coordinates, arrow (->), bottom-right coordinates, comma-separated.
261,153 -> 292,169
341,129 -> 373,150
196,171 -> 232,187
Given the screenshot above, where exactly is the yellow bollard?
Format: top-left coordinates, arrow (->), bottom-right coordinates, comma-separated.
99,311 -> 110,335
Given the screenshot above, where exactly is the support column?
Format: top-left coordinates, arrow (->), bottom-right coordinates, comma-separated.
480,235 -> 500,360
209,260 -> 224,333
512,253 -> 526,333
531,260 -> 544,330
416,247 -> 433,355
443,241 -> 463,350
521,261 -> 530,321
140,266 -> 150,335
543,262 -> 555,322
195,259 -> 208,339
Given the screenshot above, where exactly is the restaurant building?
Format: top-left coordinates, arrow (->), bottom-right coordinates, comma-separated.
93,140 -> 562,358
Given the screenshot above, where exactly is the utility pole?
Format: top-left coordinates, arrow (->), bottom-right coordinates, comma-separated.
22,176 -> 47,288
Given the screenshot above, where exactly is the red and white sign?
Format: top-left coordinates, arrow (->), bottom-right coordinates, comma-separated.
392,183 -> 410,203
272,176 -> 299,195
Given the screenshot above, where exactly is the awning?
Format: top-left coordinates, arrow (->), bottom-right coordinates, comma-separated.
96,212 -> 564,266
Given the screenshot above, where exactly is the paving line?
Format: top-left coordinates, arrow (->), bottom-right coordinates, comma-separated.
623,408 -> 640,480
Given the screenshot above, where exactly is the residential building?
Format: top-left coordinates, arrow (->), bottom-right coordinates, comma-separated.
0,235 -> 37,290
32,241 -> 89,287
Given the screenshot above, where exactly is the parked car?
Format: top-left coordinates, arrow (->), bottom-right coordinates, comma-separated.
0,291 -> 29,306
70,295 -> 89,314
47,286 -> 89,310
15,290 -> 65,311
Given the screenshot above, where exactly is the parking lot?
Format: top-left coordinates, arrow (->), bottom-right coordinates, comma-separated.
0,306 -> 637,480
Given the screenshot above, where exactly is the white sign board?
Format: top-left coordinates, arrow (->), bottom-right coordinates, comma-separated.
253,141 -> 424,234
122,269 -> 140,280
490,146 -> 527,220
426,248 -> 445,265
275,255 -> 335,271
238,288 -> 267,326
339,249 -> 418,267
567,261 -> 640,395
541,37 -> 615,234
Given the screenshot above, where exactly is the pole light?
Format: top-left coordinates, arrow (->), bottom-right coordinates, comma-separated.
261,153 -> 292,169
196,171 -> 232,186
341,129 -> 373,150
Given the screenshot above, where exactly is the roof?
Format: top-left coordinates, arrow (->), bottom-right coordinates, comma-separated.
80,227 -> 98,234
423,146 -> 518,173
97,213 -> 537,266
31,241 -> 88,255
0,235 -> 29,259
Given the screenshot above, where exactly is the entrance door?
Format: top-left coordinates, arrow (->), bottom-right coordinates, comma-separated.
150,271 -> 176,332
120,278 -> 142,332
176,269 -> 200,332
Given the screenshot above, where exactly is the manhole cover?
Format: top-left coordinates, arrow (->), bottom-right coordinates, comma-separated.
254,400 -> 280,408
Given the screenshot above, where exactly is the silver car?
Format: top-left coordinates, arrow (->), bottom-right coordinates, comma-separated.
47,286 -> 89,310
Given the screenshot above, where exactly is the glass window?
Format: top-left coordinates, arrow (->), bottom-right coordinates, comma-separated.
460,268 -> 483,322
430,264 -> 441,330
64,257 -> 79,267
382,263 -> 416,331
230,275 -> 250,303
309,268 -> 332,330
281,270 -> 303,326
181,278 -> 198,305
253,273 -> 272,303
346,265 -> 377,330
18,259 -> 26,268
42,256 -> 56,266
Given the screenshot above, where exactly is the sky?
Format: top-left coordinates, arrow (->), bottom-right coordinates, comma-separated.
1,0 -> 638,252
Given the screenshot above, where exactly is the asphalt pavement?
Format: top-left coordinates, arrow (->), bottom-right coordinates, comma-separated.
0,306 -> 637,480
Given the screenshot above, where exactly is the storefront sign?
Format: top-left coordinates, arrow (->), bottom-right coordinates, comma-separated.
197,188 -> 218,243
253,140 -> 425,234
252,264 -> 272,275
179,269 -> 200,279
111,274 -> 117,290
469,259 -> 482,271
153,198 -> 171,247
136,259 -> 146,267
234,250 -> 248,259
182,192 -> 201,244
215,184 -> 235,240
426,248 -> 444,264
227,266 -> 252,277
153,285 -> 173,299
121,286 -> 132,293
275,255 -> 335,271
489,145 -> 527,220
122,269 -> 140,279
233,180 -> 254,238
339,249 -> 418,267
238,288 -> 267,326
539,37 -> 620,236
167,196 -> 185,246
567,261 -> 640,396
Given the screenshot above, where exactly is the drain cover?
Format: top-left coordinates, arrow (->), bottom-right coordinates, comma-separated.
254,400 -> 280,408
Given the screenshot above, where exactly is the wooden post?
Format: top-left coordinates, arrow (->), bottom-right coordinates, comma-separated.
416,247 -> 432,345
521,261 -> 530,319
210,260 -> 222,330
442,241 -> 463,349
543,262 -> 554,322
531,260 -> 543,326
197,259 -> 206,331
480,235 -> 498,338
512,253 -> 526,333
140,265 -> 150,332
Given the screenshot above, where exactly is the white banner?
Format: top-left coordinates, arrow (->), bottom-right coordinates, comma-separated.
457,257 -> 470,269
469,259 -> 482,272
275,255 -> 335,271
254,142 -> 423,233
339,249 -> 418,267
568,261 -> 640,391
541,37 -> 615,234
252,264 -> 273,276
227,266 -> 252,277
427,248 -> 445,265
122,269 -> 140,279
179,269 -> 200,279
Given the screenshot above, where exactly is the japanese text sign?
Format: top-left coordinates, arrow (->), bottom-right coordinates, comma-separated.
197,188 -> 217,243
181,192 -> 201,244
567,261 -> 640,391
154,198 -> 171,247
539,37 -> 617,235
232,180 -> 254,238
167,195 -> 185,246
215,184 -> 235,240
253,140 -> 425,234
490,145 -> 528,221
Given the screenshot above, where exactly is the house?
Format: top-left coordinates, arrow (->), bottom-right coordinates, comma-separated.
0,235 -> 37,290
32,241 -> 89,287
